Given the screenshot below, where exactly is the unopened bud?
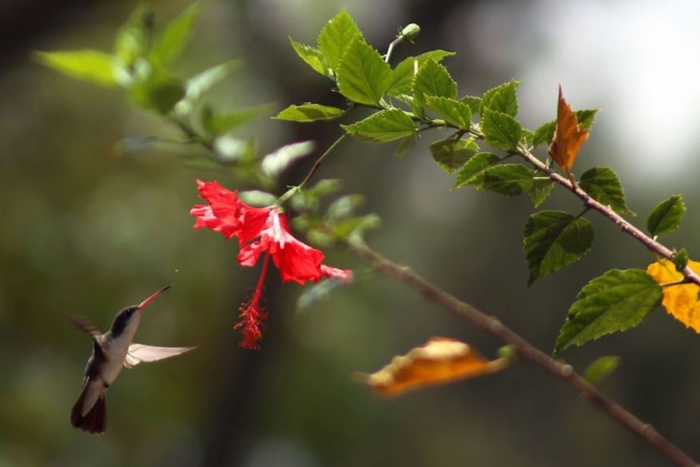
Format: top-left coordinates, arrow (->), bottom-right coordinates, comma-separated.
400,23 -> 420,42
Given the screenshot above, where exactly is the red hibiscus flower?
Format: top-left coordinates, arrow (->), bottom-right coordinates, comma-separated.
191,180 -> 352,348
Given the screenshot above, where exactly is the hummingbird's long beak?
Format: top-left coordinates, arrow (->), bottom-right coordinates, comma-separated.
137,284 -> 172,310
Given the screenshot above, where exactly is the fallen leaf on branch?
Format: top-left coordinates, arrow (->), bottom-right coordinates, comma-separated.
358,337 -> 511,396
647,258 -> 700,332
548,85 -> 589,173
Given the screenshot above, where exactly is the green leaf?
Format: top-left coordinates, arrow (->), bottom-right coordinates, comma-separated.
430,138 -> 479,174
524,210 -> 594,285
387,50 -> 455,97
412,59 -> 457,108
674,248 -> 689,272
394,132 -> 418,158
114,5 -> 154,67
328,194 -> 365,220
35,50 -> 116,87
317,8 -> 362,71
424,96 -> 472,129
480,79 -> 521,117
481,108 -> 522,150
460,95 -> 482,115
336,213 -> 381,240
576,109 -> 599,130
129,72 -> 186,114
297,279 -> 347,311
204,104 -> 272,135
520,128 -> 534,146
150,2 -> 201,65
468,164 -> 534,196
261,141 -> 315,178
306,179 -> 342,198
583,356 -> 621,385
211,135 -> 254,162
238,190 -> 278,207
533,121 -> 556,147
555,269 -> 662,352
647,194 -> 685,237
307,229 -> 333,248
341,109 -> 416,142
529,177 -> 554,207
274,103 -> 345,122
579,167 -> 635,216
453,152 -> 499,188
289,38 -> 328,77
532,109 -> 599,147
113,135 -> 180,153
183,61 -> 239,104
337,37 -> 392,106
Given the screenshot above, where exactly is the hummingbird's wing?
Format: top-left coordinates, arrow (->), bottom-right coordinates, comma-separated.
123,344 -> 195,369
70,315 -> 113,360
69,315 -> 100,337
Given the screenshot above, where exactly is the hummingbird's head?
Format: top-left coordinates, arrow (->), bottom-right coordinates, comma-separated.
111,305 -> 140,336
109,285 -> 172,337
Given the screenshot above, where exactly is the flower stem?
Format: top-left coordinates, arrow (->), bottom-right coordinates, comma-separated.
275,134 -> 347,207
297,133 -> 348,191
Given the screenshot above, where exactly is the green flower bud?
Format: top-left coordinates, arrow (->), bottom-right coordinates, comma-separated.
400,23 -> 420,42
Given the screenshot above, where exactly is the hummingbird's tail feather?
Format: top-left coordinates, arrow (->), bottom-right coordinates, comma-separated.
71,387 -> 107,434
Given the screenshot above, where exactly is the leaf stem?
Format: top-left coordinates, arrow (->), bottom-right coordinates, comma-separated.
659,279 -> 688,288
347,237 -> 699,467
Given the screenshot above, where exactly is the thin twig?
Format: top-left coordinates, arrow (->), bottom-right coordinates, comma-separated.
414,109 -> 699,285
517,147 -> 700,286
347,237 -> 699,467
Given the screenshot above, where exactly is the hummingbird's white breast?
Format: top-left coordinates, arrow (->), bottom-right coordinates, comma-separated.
102,310 -> 143,385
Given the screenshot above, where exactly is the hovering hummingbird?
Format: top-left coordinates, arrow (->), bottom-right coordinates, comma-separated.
70,285 -> 194,434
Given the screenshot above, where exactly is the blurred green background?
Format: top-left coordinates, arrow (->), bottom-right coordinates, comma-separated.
3,0 -> 700,466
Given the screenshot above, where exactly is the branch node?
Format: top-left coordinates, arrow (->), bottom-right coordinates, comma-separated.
560,364 -> 573,377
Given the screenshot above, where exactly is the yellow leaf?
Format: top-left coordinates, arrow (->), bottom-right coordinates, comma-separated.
647,259 -> 700,332
548,85 -> 589,173
359,337 -> 511,396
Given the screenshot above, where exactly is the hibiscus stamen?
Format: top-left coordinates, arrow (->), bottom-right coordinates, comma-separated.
234,253 -> 271,349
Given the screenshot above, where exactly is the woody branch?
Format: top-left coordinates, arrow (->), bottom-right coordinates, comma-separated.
346,236 -> 699,467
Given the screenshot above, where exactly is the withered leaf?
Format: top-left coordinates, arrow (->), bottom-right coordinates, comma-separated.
647,259 -> 700,332
359,337 -> 511,396
548,85 -> 589,173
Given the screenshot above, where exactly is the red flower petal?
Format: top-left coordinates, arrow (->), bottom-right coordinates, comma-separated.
193,180 -> 353,285
263,211 -> 324,283
192,180 -> 272,246
320,265 -> 353,281
238,240 -> 266,267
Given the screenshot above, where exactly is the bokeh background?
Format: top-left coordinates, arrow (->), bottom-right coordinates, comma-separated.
3,0 -> 700,466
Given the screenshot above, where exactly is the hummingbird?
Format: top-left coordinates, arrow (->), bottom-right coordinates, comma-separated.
69,285 -> 194,434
